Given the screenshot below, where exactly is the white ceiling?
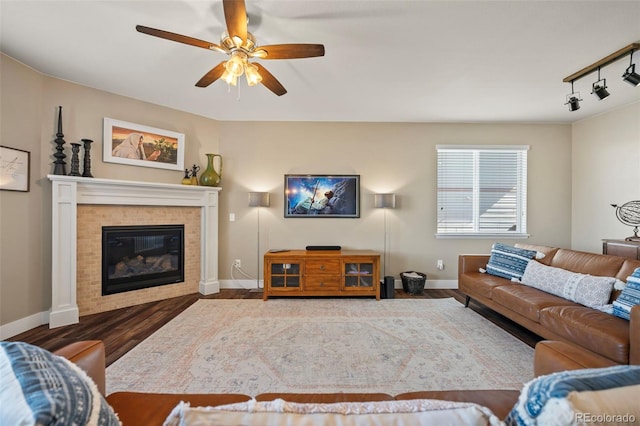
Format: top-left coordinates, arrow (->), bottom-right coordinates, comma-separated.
1,0 -> 639,123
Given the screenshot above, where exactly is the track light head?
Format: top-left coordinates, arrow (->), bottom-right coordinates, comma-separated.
565,96 -> 581,111
565,81 -> 582,111
591,79 -> 610,100
622,64 -> 640,86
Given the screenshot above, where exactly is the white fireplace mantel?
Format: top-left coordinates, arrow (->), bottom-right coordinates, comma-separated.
47,175 -> 221,328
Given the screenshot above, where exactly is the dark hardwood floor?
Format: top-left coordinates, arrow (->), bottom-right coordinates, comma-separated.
8,289 -> 541,366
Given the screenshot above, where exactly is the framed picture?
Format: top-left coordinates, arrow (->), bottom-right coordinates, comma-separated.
0,146 -> 30,192
103,118 -> 185,170
285,174 -> 360,218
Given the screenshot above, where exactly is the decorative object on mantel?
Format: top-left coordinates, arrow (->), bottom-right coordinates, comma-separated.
189,164 -> 200,185
81,139 -> 93,178
181,169 -> 192,185
52,106 -> 67,175
611,200 -> 640,241
68,143 -> 81,176
199,154 -> 222,187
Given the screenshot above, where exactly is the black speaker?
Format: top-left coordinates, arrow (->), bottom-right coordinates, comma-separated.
384,276 -> 395,299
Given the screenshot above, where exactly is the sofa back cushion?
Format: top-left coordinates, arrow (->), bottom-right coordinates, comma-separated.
548,249 -> 626,277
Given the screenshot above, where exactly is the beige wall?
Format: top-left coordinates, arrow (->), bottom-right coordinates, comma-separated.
2,51 -> 637,336
218,121 -> 573,284
1,54 -> 219,329
571,102 -> 640,252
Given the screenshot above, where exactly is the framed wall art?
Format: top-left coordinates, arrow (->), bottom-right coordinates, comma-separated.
284,174 -> 360,218
0,145 -> 30,192
103,118 -> 185,170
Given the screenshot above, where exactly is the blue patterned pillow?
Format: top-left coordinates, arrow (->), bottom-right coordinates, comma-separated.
485,243 -> 539,281
613,267 -> 640,320
506,365 -> 640,426
0,341 -> 120,425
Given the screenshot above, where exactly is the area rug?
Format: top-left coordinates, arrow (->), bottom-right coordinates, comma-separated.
106,298 -> 533,396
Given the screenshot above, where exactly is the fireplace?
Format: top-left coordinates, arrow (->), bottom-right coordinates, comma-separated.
102,225 -> 184,295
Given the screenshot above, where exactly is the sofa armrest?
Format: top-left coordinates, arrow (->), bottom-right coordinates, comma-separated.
53,340 -> 106,395
458,255 -> 490,275
631,305 -> 640,365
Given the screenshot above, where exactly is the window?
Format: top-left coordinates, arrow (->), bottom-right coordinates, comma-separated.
436,145 -> 528,238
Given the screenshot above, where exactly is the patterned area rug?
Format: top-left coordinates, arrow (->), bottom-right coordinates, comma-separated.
106,298 -> 533,396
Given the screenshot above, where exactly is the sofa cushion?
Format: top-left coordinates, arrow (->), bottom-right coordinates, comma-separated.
165,398 -> 504,426
459,271 -> 513,299
538,306 -> 630,364
485,243 -> 539,281
491,285 -> 578,323
0,341 -> 120,426
521,260 -> 615,309
505,365 -> 640,426
613,267 -> 640,320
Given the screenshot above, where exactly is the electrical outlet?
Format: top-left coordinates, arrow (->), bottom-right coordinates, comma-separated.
437,259 -> 444,270
233,259 -> 241,268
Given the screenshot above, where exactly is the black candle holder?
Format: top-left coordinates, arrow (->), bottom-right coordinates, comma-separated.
81,139 -> 94,178
52,106 -> 67,175
69,143 -> 81,176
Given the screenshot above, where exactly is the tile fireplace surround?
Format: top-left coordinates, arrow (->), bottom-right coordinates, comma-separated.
47,175 -> 221,328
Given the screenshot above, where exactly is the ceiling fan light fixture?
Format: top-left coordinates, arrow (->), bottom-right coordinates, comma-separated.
221,69 -> 238,86
225,51 -> 246,77
245,63 -> 262,86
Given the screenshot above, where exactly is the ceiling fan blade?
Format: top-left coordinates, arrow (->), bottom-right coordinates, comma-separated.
136,25 -> 225,53
195,62 -> 227,87
253,44 -> 325,60
254,63 -> 287,96
223,0 -> 248,46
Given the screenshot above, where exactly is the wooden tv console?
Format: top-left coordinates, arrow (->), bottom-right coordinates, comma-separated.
263,250 -> 380,301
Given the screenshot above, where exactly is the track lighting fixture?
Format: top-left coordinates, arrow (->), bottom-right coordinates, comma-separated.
565,81 -> 582,111
562,42 -> 639,111
622,50 -> 640,86
591,68 -> 610,100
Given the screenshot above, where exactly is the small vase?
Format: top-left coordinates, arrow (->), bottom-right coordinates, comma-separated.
181,169 -> 191,185
199,154 -> 222,187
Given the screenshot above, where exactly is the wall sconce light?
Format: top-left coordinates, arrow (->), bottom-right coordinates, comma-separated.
565,81 -> 582,112
374,193 -> 396,278
591,68 -> 610,100
622,50 -> 640,86
248,192 -> 270,291
563,42 -> 639,110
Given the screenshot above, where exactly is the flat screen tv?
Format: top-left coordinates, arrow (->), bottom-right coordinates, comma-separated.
284,174 -> 360,218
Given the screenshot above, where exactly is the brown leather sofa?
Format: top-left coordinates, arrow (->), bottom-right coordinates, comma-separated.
56,340 -> 521,424
459,244 -> 640,370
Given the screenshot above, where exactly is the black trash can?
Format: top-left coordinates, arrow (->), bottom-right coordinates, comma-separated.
400,271 -> 427,295
384,276 -> 395,299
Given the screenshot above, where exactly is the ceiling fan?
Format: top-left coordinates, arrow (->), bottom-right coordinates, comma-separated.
136,0 -> 325,96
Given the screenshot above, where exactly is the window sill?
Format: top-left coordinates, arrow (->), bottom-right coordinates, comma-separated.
435,233 -> 530,239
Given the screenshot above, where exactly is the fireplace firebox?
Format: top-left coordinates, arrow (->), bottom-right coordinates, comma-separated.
102,225 -> 184,295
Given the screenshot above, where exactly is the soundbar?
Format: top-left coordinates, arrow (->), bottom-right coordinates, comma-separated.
306,245 -> 341,251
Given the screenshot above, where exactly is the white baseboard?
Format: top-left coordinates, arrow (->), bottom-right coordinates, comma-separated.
424,279 -> 458,289
220,279 -> 264,290
0,311 -> 49,340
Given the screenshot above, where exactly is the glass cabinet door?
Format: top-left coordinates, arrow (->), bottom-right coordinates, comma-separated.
270,262 -> 301,288
344,261 -> 374,288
